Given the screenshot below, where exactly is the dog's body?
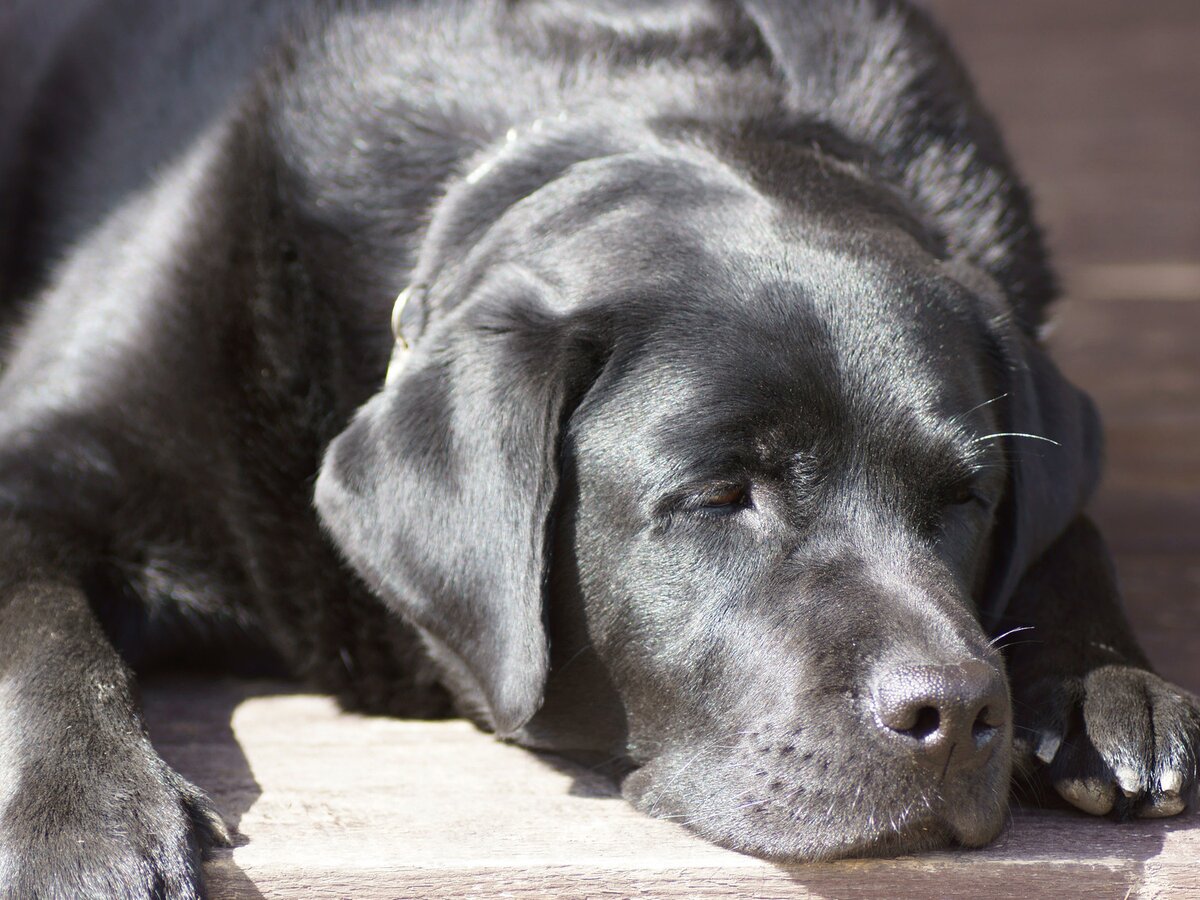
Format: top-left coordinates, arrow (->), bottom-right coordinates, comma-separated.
1,1 -> 1197,896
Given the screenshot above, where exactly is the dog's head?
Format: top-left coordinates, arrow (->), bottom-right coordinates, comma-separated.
314,127 -> 1100,859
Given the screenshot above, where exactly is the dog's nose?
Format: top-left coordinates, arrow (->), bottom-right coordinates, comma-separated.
871,661 -> 1008,769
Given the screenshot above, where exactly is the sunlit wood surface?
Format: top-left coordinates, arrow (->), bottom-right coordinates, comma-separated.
139,3 -> 1200,896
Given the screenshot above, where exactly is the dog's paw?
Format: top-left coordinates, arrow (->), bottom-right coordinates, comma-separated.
1015,664 -> 1200,818
0,745 -> 231,899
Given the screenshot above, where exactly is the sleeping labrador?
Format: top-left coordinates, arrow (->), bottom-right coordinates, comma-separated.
1,0 -> 1196,895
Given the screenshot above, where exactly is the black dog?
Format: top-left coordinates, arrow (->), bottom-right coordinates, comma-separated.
1,0 -> 1196,895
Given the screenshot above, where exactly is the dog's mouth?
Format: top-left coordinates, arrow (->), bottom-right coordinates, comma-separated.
617,719 -> 1013,862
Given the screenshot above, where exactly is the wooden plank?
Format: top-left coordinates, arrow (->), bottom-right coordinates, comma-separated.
141,682 -> 1199,900
1064,264 -> 1200,304
1052,298 -> 1200,560
1050,297 -> 1200,694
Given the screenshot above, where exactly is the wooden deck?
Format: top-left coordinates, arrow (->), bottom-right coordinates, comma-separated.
141,3 -> 1200,897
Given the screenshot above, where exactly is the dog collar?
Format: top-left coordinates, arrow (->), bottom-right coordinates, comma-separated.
386,283 -> 428,386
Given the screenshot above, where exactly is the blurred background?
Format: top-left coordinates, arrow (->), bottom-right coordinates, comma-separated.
928,0 -> 1200,692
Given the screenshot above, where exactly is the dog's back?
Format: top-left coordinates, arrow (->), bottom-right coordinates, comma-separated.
0,0 -> 294,308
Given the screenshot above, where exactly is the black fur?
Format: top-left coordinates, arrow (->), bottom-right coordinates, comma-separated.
1,1 -> 1197,895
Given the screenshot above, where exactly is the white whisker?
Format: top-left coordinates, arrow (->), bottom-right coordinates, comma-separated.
969,431 -> 1061,446
951,392 -> 1010,423
989,625 -> 1035,647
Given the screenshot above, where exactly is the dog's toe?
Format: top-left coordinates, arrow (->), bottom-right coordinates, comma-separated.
1018,665 -> 1200,819
1140,774 -> 1187,818
1054,776 -> 1116,815
172,768 -> 236,851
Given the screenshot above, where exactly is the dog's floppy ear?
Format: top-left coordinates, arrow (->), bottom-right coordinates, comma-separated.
982,326 -> 1104,628
315,267 -> 598,735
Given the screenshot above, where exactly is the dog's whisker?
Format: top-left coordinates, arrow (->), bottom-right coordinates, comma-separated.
950,392 -> 1010,424
555,642 -> 595,674
585,754 -> 627,773
993,639 -> 1043,651
989,625 -> 1036,648
658,748 -> 708,791
677,781 -> 764,829
969,432 -> 1061,447
733,796 -> 773,812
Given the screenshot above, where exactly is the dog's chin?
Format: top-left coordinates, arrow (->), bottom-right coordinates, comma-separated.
620,744 -> 1011,862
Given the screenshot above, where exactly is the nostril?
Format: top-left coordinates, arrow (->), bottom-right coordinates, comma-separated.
971,705 -> 1000,745
902,705 -> 941,741
871,661 -> 1009,766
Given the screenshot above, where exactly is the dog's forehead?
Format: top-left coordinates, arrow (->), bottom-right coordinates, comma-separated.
539,151 -> 1000,475
572,244 -> 996,485
621,251 -> 987,410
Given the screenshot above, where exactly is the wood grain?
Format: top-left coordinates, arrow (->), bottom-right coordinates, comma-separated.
142,678 -> 1200,900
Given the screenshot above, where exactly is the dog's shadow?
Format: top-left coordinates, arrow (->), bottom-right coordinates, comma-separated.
142,676 -> 292,900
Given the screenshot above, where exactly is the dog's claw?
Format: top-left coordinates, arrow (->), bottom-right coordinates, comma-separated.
1055,777 -> 1116,815
1138,771 -> 1187,818
1114,765 -> 1143,798
1035,731 -> 1062,765
1159,770 -> 1185,795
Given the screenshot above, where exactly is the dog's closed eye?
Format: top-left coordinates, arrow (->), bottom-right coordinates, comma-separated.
698,484 -> 749,511
946,480 -> 993,510
659,483 -> 752,517
949,485 -> 989,506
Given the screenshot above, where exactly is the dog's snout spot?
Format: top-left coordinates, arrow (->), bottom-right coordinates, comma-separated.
871,661 -> 1009,770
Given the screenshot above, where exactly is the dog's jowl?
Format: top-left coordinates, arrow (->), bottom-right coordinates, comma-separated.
0,0 -> 1196,894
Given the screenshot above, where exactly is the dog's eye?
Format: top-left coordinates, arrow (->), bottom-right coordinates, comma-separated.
949,483 -> 990,508
657,482 -> 753,521
698,484 -> 748,510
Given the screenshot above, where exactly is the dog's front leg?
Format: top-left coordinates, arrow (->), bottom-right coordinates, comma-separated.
0,522 -> 229,899
1000,516 -> 1200,819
